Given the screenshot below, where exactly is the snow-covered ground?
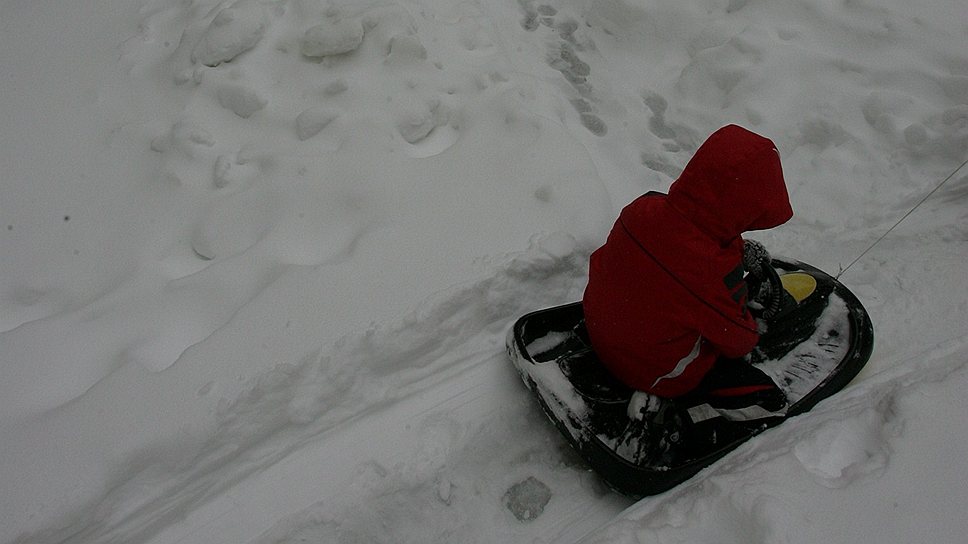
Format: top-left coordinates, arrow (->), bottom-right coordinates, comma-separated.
1,0 -> 966,542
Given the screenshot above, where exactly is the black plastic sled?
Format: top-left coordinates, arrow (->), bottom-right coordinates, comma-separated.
506,258 -> 874,498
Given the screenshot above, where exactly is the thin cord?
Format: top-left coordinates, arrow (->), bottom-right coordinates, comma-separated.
837,157 -> 968,279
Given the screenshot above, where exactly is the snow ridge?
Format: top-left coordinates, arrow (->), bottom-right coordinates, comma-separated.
22,234 -> 595,544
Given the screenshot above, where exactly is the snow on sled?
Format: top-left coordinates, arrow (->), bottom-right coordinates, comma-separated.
506,258 -> 874,498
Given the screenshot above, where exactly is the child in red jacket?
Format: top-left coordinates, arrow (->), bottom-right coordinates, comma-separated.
582,125 -> 792,419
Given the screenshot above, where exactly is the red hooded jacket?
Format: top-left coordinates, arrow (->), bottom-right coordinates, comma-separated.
582,125 -> 793,398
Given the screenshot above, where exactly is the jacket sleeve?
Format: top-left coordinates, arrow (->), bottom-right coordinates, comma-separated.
694,238 -> 760,358
700,306 -> 760,358
699,272 -> 760,358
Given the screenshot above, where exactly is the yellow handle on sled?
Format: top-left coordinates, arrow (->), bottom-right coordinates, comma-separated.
780,272 -> 817,303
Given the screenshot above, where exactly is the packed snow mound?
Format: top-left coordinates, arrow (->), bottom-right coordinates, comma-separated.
1,0 -> 966,543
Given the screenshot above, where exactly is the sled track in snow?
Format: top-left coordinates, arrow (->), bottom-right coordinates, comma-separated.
142,354 -> 630,544
30,240 -> 631,544
47,349 -> 631,544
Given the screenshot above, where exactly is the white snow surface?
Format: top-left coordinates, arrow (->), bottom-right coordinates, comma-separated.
1,0 -> 966,542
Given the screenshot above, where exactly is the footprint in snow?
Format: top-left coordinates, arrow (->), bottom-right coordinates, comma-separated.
504,476 -> 552,522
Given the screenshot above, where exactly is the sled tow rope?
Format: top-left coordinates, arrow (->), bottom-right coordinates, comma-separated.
837,156 -> 968,280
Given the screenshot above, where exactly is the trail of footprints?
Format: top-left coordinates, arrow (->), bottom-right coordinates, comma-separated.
520,1 -> 607,136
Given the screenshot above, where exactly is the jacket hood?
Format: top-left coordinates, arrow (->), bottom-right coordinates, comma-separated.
667,125 -> 793,244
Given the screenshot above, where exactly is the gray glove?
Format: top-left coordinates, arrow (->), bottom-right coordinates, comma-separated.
743,239 -> 782,319
743,239 -> 771,278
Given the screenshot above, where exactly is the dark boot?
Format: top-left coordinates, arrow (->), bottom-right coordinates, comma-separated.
685,358 -> 788,420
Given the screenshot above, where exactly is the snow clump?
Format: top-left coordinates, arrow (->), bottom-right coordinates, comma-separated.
295,108 -> 338,141
300,18 -> 364,58
217,84 -> 267,118
191,0 -> 268,67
